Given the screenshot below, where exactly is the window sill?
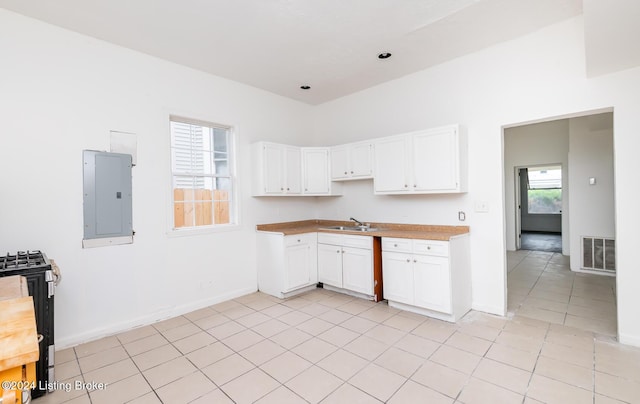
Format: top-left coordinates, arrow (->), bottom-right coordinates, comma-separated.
166,223 -> 242,238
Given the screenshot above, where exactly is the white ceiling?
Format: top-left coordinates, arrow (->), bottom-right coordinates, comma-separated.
0,0 -> 591,104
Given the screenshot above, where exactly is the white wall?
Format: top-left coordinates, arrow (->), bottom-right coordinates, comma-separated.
0,10 -> 317,347
312,17 -> 640,345
504,120 -> 570,254
568,114 -> 615,271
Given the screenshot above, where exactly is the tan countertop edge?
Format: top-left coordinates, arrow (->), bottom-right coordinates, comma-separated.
256,219 -> 469,241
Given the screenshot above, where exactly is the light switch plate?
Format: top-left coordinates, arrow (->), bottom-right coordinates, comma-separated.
475,201 -> 489,213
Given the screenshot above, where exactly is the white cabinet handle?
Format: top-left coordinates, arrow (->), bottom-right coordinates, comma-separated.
413,259 -> 417,263
406,258 -> 410,263
336,250 -> 340,253
394,243 -> 398,247
344,171 -> 348,174
427,246 -> 431,250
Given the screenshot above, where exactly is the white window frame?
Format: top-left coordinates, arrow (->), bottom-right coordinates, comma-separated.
168,115 -> 238,234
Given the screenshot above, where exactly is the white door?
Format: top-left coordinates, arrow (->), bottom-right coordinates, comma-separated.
342,246 -> 373,295
374,136 -> 409,193
413,255 -> 451,313
284,242 -> 311,292
381,252 -> 414,305
284,146 -> 302,194
515,167 -> 522,249
318,243 -> 343,288
412,128 -> 457,191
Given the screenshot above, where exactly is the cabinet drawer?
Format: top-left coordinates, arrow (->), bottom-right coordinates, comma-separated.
412,239 -> 449,256
284,233 -> 316,247
342,235 -> 372,249
382,237 -> 412,253
318,232 -> 343,246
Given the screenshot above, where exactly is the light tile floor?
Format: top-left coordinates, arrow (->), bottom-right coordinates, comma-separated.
507,250 -> 617,336
34,255 -> 639,403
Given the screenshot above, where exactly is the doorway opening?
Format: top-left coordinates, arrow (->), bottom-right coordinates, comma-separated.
516,165 -> 562,253
503,111 -> 617,338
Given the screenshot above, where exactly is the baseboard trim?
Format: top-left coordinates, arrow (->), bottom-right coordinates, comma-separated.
55,286 -> 257,349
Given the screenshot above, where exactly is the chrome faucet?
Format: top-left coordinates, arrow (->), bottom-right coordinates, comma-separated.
349,217 -> 366,227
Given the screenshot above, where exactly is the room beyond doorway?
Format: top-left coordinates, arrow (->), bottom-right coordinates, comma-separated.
517,165 -> 563,253
520,231 -> 562,253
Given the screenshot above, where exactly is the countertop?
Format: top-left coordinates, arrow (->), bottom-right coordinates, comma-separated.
256,219 -> 469,241
0,276 -> 40,372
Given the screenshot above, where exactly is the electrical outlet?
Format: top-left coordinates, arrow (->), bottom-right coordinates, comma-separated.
458,211 -> 466,221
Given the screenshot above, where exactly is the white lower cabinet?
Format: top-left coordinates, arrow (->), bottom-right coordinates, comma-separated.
318,233 -> 374,298
257,232 -> 318,298
413,254 -> 451,314
382,235 -> 470,322
317,242 -> 343,288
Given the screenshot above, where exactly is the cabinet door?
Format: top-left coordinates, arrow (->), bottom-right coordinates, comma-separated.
381,252 -> 414,305
284,242 -> 312,292
342,246 -> 373,295
330,146 -> 350,180
413,255 -> 452,313
303,148 -> 330,194
318,243 -> 343,288
374,136 -> 410,193
350,142 -> 373,178
284,146 -> 302,194
263,143 -> 284,194
412,127 -> 457,192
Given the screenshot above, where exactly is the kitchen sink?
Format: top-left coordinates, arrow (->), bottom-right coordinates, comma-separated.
322,225 -> 378,232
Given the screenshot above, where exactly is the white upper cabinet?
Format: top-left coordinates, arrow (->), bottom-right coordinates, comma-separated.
330,141 -> 373,181
302,147 -> 332,195
372,136 -> 410,193
253,142 -> 339,196
252,142 -> 301,195
373,124 -> 467,194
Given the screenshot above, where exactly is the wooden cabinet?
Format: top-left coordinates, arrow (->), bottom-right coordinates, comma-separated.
330,142 -> 373,181
381,235 -> 470,322
257,232 -> 318,298
318,233 -> 374,298
373,125 -> 467,194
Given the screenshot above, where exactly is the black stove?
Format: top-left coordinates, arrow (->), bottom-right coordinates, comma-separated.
0,250 -> 49,270
0,250 -> 56,399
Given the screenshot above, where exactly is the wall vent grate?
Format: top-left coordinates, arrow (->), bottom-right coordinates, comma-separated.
581,236 -> 615,272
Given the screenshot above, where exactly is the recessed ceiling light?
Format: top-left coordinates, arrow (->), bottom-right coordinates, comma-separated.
378,52 -> 392,59
300,85 -> 311,90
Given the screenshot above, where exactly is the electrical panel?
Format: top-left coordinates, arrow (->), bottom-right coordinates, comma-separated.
83,150 -> 133,245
